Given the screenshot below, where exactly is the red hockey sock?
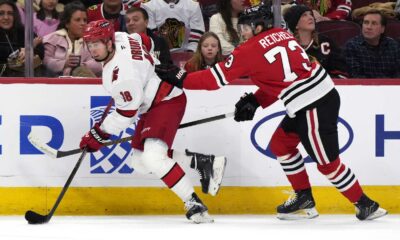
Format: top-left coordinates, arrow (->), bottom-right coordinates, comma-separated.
317,158 -> 363,203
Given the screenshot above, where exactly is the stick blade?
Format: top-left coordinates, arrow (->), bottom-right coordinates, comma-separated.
28,133 -> 57,158
25,210 -> 49,224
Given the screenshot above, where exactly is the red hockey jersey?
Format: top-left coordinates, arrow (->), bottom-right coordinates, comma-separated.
183,28 -> 334,117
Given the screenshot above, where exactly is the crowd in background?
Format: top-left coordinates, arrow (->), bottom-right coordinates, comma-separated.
0,0 -> 399,78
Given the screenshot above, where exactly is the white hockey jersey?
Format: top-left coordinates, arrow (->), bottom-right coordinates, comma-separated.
100,32 -> 183,135
142,0 -> 205,52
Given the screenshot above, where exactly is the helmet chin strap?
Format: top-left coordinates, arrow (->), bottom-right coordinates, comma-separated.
95,50 -> 111,62
95,41 -> 114,62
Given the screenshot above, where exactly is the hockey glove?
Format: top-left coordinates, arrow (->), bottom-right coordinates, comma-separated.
234,92 -> 260,122
79,123 -> 110,152
155,64 -> 187,88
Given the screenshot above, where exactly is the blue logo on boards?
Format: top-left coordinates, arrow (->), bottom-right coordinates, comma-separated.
250,111 -> 354,163
89,96 -> 135,174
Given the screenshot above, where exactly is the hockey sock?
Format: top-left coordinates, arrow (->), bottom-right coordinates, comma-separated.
278,151 -> 311,191
161,161 -> 194,202
317,158 -> 363,203
141,139 -> 194,202
169,149 -> 193,169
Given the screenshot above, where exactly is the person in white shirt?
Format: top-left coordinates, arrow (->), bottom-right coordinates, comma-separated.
209,0 -> 244,56
142,0 -> 205,52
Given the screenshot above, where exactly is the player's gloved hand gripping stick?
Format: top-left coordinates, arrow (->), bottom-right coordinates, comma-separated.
24,100 -> 114,224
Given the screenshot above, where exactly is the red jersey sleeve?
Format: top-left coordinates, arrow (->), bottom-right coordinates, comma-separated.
183,45 -> 251,90
254,88 -> 278,109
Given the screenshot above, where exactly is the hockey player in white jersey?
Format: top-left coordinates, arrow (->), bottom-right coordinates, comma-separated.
142,0 -> 205,52
79,19 -> 226,223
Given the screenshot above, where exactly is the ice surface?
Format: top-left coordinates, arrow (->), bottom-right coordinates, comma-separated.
0,215 -> 398,240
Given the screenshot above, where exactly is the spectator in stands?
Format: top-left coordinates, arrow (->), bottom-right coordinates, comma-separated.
18,0 -> 61,37
209,0 -> 244,56
142,0 -> 205,52
293,0 -> 352,21
284,4 -> 348,78
345,9 -> 400,78
42,1 -> 101,77
0,0 -> 44,77
125,7 -> 172,64
184,31 -> 223,72
87,0 -> 138,32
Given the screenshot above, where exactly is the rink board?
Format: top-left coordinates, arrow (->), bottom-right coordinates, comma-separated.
0,79 -> 399,214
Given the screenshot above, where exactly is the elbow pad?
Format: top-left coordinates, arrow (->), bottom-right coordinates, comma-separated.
100,110 -> 136,135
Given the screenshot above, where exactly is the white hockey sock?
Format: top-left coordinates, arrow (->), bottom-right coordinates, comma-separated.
141,139 -> 194,202
171,150 -> 192,168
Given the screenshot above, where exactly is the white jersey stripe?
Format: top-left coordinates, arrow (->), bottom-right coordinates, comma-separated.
215,64 -> 229,85
285,166 -> 306,175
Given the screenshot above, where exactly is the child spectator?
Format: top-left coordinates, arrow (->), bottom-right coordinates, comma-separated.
184,32 -> 223,72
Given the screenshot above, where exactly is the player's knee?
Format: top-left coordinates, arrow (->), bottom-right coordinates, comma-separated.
269,129 -> 288,157
141,138 -> 169,174
131,150 -> 151,174
317,158 -> 341,175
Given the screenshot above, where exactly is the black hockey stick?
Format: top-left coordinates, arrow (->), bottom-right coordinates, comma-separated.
25,100 -> 114,224
29,112 -> 234,159
24,148 -> 88,224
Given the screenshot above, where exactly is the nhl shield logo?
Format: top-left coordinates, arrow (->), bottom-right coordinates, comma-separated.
90,96 -> 136,174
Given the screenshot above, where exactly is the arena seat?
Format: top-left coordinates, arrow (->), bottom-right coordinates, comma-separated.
170,52 -> 194,68
385,19 -> 400,41
316,20 -> 361,48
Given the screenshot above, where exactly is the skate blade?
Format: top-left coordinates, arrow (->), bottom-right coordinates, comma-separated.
365,207 -> 388,220
277,207 -> 319,220
208,156 -> 227,196
189,211 -> 214,224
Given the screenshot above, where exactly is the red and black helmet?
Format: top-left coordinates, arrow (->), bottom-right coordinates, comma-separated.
83,20 -> 115,43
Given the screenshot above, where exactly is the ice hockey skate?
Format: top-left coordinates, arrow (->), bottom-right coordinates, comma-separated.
355,194 -> 388,220
277,189 -> 319,220
186,149 -> 227,196
185,193 -> 214,223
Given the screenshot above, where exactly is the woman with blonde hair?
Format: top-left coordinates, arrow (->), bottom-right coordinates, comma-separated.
184,32 -> 224,73
284,4 -> 348,78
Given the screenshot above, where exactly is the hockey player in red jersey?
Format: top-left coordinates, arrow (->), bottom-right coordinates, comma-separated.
155,1 -> 387,221
79,20 -> 227,223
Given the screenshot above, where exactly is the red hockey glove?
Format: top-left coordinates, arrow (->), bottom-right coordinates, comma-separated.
234,92 -> 260,122
155,63 -> 187,88
79,123 -> 110,152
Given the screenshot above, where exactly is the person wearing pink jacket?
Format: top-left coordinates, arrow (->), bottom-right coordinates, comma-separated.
42,1 -> 101,77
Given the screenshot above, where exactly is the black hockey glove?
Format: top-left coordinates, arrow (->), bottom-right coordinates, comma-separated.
234,92 -> 260,122
155,64 -> 187,89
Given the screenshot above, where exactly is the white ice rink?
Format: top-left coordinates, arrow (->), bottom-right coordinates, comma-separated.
1,215 -> 398,240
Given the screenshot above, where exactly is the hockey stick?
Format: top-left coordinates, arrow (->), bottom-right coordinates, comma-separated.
25,100 -> 114,224
29,112 -> 234,159
24,148 -> 88,224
